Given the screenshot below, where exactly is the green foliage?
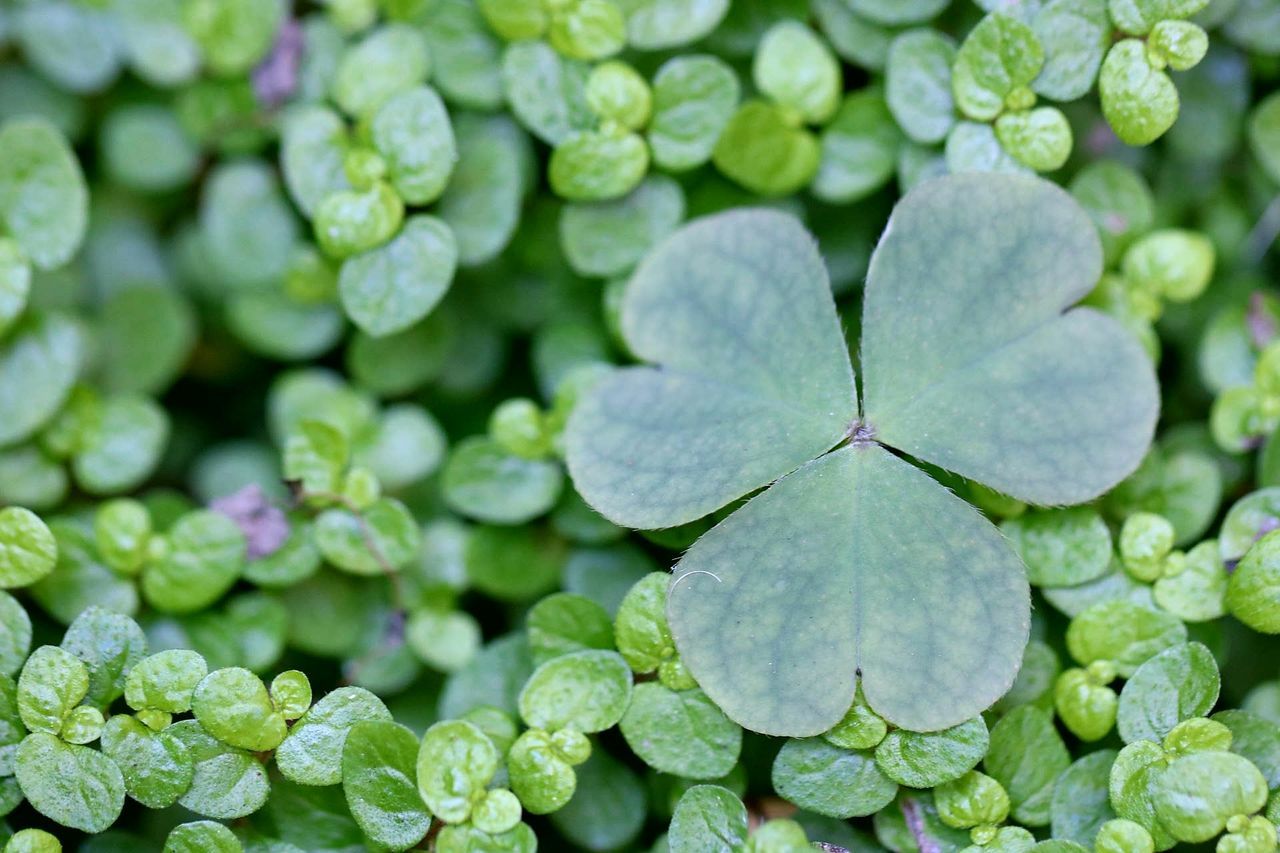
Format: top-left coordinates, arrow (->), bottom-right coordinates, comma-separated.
0,2 -> 1278,850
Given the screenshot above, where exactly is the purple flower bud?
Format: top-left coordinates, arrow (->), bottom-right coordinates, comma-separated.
210,484 -> 290,559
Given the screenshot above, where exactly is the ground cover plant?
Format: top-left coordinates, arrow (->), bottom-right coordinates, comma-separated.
0,0 -> 1279,851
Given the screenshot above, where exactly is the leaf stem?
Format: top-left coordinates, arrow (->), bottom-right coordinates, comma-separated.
900,796 -> 941,853
288,482 -> 407,608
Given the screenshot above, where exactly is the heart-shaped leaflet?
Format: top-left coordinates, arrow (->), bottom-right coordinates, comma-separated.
566,172 -> 1158,736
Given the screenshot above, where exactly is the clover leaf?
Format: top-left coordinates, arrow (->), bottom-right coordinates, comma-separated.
565,172 -> 1158,736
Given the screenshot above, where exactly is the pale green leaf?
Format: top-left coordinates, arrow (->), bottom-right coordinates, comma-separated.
14,3 -> 120,93
710,101 -> 820,196
669,446 -> 1028,735
1001,507 -> 1112,588
125,650 -> 208,713
945,120 -> 1030,174
549,130 -> 649,202
752,22 -> 840,124
442,437 -> 563,526
861,172 -> 1157,505
1050,750 -> 1117,846
1151,752 -> 1266,843
72,395 -> 169,495
501,41 -> 593,146
1227,528 -> 1280,633
813,87 -> 902,204
1031,0 -> 1109,100
330,24 -> 430,119
1213,710 -> 1280,788
994,106 -> 1073,172
416,719 -> 498,823
566,208 -> 855,530
850,0 -> 948,24
885,29 -> 955,144
1066,600 -> 1186,677
526,593 -> 615,665
0,239 -> 30,341
951,13 -> 1045,122
438,114 -> 530,266
559,176 -> 685,279
98,285 -> 197,397
181,0 -> 282,77
1250,92 -> 1280,185
1098,40 -> 1179,146
99,104 -> 198,193
313,497 -> 421,576
279,105 -> 350,218
0,593 -> 31,678
1109,0 -> 1209,35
